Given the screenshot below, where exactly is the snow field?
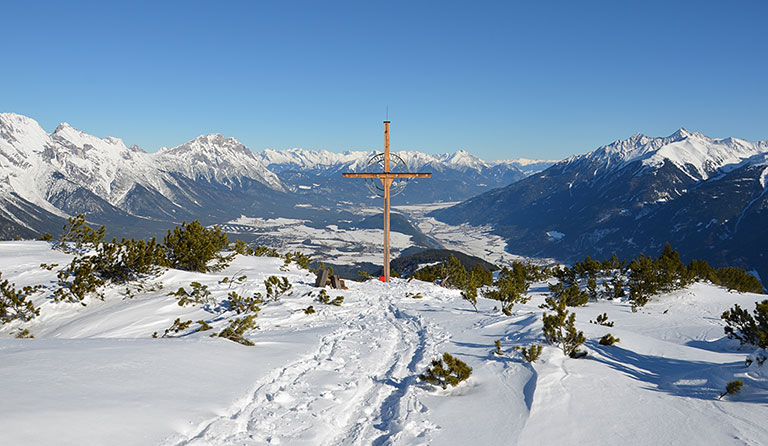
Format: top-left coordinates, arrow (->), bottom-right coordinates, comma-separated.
1,242 -> 767,445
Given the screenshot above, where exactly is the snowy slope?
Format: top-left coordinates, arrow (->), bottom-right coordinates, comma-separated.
1,241 -> 766,445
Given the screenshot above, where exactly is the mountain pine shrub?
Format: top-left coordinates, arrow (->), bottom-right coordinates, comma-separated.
548,282 -> 589,307
227,291 -> 262,314
216,315 -> 257,346
14,328 -> 34,338
0,273 -> 42,324
721,300 -> 768,349
590,313 -> 614,327
514,344 -> 542,362
54,256 -> 105,303
55,214 -> 106,252
153,318 -> 193,338
598,333 -> 620,346
169,282 -> 214,307
494,339 -> 503,355
418,353 -> 472,390
163,220 -> 230,272
484,263 -> 532,315
542,296 -> 586,357
264,276 -> 292,301
460,280 -> 479,312
91,237 -> 167,283
197,320 -> 213,331
283,251 -> 311,270
304,305 -> 316,314
719,380 -> 744,399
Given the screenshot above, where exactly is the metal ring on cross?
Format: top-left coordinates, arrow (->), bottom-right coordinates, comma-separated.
364,152 -> 410,197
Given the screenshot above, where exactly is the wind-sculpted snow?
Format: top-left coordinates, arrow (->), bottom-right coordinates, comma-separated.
1,241 -> 767,445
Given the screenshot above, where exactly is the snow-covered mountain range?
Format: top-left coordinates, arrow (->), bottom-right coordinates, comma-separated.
0,113 -> 544,238
433,129 -> 768,283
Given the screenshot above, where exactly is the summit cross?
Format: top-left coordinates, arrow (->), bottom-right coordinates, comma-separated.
342,120 -> 431,282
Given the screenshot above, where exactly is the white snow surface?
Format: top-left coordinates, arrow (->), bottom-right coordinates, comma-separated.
2,242 -> 767,446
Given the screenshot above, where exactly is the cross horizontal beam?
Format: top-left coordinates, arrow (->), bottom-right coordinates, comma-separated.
342,172 -> 432,179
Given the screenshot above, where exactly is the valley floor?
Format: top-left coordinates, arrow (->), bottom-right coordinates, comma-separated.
1,242 -> 767,445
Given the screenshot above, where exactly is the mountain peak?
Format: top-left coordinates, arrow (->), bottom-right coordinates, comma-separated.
670,128 -> 693,139
54,122 -> 73,133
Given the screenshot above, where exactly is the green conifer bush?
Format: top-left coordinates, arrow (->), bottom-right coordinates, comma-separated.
0,273 -> 42,324
227,291 -> 262,314
721,300 -> 768,348
14,328 -> 34,338
264,276 -> 292,301
542,296 -> 586,357
460,280 -> 479,312
590,313 -> 614,327
719,380 -> 744,399
484,263 -> 532,315
163,220 -> 230,272
304,305 -> 316,314
54,257 -> 105,303
514,344 -> 542,362
598,333 -> 620,346
548,282 -> 589,307
153,318 -> 193,338
418,353 -> 472,389
170,282 -> 214,307
55,214 -> 106,252
215,315 -> 257,346
283,251 -> 311,270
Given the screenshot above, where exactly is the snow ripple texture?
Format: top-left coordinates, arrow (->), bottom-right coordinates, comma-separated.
165,290 -> 444,446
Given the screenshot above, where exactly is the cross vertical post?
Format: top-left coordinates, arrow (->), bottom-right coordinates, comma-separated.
342,120 -> 431,282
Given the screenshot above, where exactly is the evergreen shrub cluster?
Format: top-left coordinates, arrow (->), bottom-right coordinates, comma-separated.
721,300 -> 768,349
549,243 -> 763,312
484,263 -> 537,315
419,353 -> 472,389
0,273 -> 42,324
541,295 -> 586,357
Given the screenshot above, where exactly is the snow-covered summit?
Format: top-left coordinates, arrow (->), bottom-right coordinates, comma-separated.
569,128 -> 768,180
157,134 -> 283,190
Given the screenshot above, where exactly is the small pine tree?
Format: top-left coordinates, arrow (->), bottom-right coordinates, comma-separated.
0,273 -> 42,324
515,344 -> 542,362
719,380 -> 744,399
548,282 -> 589,307
163,220 -> 230,272
215,315 -> 257,346
55,214 -> 106,252
598,333 -> 620,346
721,300 -> 768,349
590,313 -> 614,327
418,353 -> 472,390
542,296 -> 586,357
264,276 -> 292,301
484,263 -> 532,315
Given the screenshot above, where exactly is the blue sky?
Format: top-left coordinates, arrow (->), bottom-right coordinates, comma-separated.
2,0 -> 766,160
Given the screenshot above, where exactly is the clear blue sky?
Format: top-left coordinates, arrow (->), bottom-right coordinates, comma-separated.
2,0 -> 766,160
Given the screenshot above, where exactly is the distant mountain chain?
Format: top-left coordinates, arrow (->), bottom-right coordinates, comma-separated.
0,113 -> 547,238
432,128 -> 768,284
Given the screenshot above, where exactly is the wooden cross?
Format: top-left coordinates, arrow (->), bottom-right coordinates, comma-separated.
343,121 -> 431,282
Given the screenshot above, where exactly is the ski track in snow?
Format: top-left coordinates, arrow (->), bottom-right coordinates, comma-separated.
166,290 -> 445,446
